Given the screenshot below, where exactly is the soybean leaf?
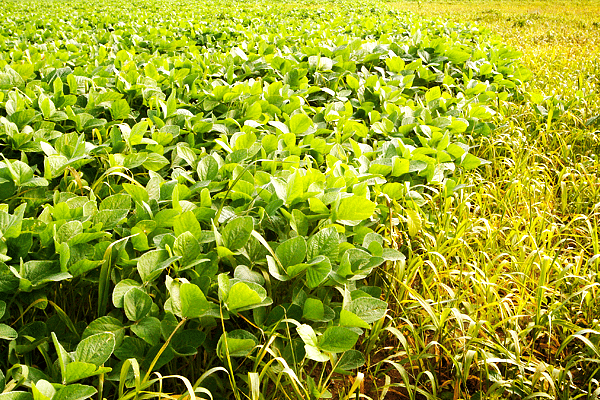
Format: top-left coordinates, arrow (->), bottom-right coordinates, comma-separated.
337,196 -> 376,223
318,326 -> 359,353
137,250 -> 180,283
74,332 -> 116,366
275,236 -> 306,269
305,256 -> 332,289
306,227 -> 339,262
335,350 -> 366,371
64,362 -> 110,384
216,329 -> 257,358
123,287 -> 153,321
53,384 -> 97,400
180,283 -> 210,319
130,316 -> 161,346
222,216 -> 253,251
226,281 -> 265,312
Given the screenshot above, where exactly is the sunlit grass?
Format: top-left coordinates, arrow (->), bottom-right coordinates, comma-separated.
364,0 -> 600,399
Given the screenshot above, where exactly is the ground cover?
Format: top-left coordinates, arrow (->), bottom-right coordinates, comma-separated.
370,1 -> 600,399
0,0 -> 597,399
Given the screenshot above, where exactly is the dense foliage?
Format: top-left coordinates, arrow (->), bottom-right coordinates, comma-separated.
0,0 -> 538,398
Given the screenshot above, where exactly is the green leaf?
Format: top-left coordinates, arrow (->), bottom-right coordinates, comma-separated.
216,329 -> 257,358
142,153 -> 169,171
275,236 -> 306,269
82,316 -> 124,345
32,379 -> 55,400
339,309 -> 370,329
137,250 -> 180,283
180,283 -> 210,319
296,324 -> 328,362
289,113 -> 312,134
0,324 -> 17,340
446,47 -> 471,64
51,332 -> 70,383
197,155 -> 218,181
221,216 -> 253,251
302,298 -> 324,321
64,363 -> 111,384
461,153 -> 482,170
305,256 -> 332,288
306,227 -> 339,262
425,86 -> 441,103
226,281 -> 264,312
337,195 -> 376,223
173,231 -> 201,267
75,332 -> 115,366
123,287 -> 153,321
173,211 -> 202,240
346,297 -> 387,324
112,279 -> 141,308
406,209 -> 421,237
99,193 -> 131,211
0,392 -> 33,400
110,99 -> 131,120
22,260 -> 71,288
318,326 -> 359,353
53,384 -> 97,400
130,316 -> 161,346
56,221 -> 83,244
335,350 -> 366,371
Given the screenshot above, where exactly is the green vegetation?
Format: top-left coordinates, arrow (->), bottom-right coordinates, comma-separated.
0,0 -> 598,399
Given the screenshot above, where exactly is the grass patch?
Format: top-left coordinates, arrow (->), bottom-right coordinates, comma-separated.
366,1 -> 600,398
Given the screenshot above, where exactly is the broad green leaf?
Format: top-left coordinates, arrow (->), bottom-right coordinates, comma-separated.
173,211 -> 202,239
461,153 -> 482,170
275,236 -> 306,269
32,380 -> 55,400
99,193 -> 131,211
53,384 -> 97,400
306,227 -> 339,262
0,392 -> 33,400
64,362 -> 110,384
296,324 -> 328,362
112,279 -> 141,308
337,195 -> 376,223
339,309 -> 370,329
318,326 -> 359,353
335,350 -> 366,371
305,256 -> 332,288
82,316 -> 124,345
110,99 -> 131,120
446,47 -> 471,64
221,216 -> 253,251
197,155 -> 218,181
130,316 -> 161,346
406,209 -> 421,237
346,297 -> 387,324
75,332 -> 115,366
0,324 -> 17,340
180,283 -> 210,318
124,287 -> 153,321
137,250 -> 180,283
226,281 -> 264,312
56,221 -> 83,244
216,330 -> 257,358
289,113 -> 312,134
173,231 -> 201,267
142,153 -> 169,171
302,298 -> 324,321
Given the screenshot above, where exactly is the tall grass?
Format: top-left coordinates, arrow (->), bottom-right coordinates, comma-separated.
364,1 -> 600,398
